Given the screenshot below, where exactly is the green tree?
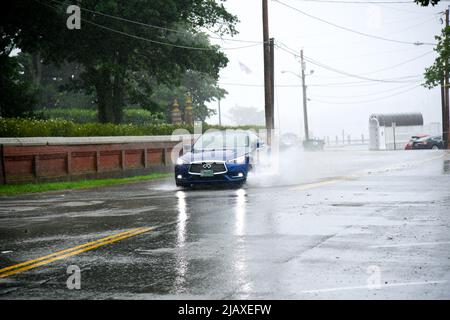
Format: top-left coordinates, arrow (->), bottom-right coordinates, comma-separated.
0,54 -> 37,117
17,52 -> 95,109
423,27 -> 450,89
413,0 -> 448,88
414,0 -> 440,6
1,0 -> 238,123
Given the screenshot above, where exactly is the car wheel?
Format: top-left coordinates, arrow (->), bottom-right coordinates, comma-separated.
431,145 -> 439,150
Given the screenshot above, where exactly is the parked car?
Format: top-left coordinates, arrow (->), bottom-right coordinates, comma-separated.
303,138 -> 325,151
404,134 -> 428,150
409,135 -> 444,150
175,130 -> 263,187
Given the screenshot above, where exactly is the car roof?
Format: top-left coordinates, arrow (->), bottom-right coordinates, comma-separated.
202,130 -> 256,136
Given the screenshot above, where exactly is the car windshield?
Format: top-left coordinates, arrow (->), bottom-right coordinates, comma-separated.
417,136 -> 431,142
193,132 -> 249,151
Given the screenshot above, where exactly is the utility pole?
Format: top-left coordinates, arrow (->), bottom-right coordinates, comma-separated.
445,8 -> 449,149
392,122 -> 397,150
300,50 -> 310,141
270,38 -> 275,130
218,98 -> 222,126
262,0 -> 273,144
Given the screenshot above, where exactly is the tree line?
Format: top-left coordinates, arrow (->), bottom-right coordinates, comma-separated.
0,0 -> 237,123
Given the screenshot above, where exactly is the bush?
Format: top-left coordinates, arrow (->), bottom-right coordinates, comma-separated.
0,118 -> 263,137
36,108 -> 97,123
122,108 -> 165,125
36,108 -> 166,125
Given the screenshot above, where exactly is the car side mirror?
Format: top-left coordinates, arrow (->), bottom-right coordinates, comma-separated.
256,141 -> 265,149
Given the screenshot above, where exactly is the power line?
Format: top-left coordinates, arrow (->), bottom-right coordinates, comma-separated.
323,47 -> 428,62
305,55 -> 424,82
276,40 -> 433,75
310,84 -> 421,104
219,80 -> 424,103
308,79 -> 419,86
292,15 -> 437,40
37,0 -> 262,51
373,2 -> 441,15
305,50 -> 433,79
219,78 -> 421,87
287,0 -> 422,3
82,19 -> 261,51
274,43 -> 424,83
358,50 -> 434,75
287,0 -> 450,9
274,14 -> 438,50
48,0 -> 266,44
273,0 -> 437,46
389,16 -> 439,35
309,82 -> 420,99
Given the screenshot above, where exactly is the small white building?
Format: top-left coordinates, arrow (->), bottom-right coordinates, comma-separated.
369,113 -> 440,150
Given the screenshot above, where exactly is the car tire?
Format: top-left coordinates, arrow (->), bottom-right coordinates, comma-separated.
432,145 -> 439,150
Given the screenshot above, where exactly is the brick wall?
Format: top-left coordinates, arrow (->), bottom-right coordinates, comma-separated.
0,136 -> 190,184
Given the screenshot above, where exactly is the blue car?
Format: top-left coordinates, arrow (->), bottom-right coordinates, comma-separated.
175,130 -> 263,187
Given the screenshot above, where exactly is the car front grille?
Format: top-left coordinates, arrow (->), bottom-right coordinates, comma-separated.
189,162 -> 227,174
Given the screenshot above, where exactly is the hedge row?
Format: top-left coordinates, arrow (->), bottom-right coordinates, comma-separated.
36,108 -> 165,125
0,118 -> 263,137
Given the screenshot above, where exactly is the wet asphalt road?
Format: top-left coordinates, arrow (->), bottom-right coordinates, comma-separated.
1,149 -> 450,299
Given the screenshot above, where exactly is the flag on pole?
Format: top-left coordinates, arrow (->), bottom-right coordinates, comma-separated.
239,62 -> 252,74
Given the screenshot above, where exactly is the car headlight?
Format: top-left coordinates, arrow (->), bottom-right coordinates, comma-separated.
176,158 -> 188,165
228,155 -> 247,164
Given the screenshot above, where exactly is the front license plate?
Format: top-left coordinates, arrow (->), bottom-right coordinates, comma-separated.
200,169 -> 214,177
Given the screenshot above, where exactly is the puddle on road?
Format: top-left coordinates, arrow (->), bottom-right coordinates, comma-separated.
331,203 -> 365,207
135,248 -> 175,255
443,160 -> 450,174
0,206 -> 40,213
58,201 -> 104,207
150,184 -> 179,191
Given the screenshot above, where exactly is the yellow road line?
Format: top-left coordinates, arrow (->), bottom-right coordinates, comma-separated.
0,227 -> 153,278
292,179 -> 345,191
0,227 -> 144,274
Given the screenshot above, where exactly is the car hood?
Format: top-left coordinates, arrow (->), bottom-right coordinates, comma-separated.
180,149 -> 248,163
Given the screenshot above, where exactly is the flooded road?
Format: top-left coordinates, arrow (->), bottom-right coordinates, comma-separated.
1,150 -> 450,299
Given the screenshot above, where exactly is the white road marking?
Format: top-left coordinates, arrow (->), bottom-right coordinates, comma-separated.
370,241 -> 450,249
302,280 -> 448,294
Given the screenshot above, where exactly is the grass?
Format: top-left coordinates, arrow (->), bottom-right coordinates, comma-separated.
0,173 -> 172,196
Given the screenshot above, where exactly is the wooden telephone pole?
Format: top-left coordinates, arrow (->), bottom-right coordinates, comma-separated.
444,8 -> 449,149
263,0 -> 274,144
300,50 -> 310,141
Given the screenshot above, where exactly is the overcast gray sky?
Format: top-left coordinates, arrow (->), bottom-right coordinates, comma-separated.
207,0 -> 448,140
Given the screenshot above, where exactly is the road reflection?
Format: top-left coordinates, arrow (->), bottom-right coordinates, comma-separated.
174,190 -> 188,292
235,188 -> 246,236
443,160 -> 450,174
233,188 -> 252,298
